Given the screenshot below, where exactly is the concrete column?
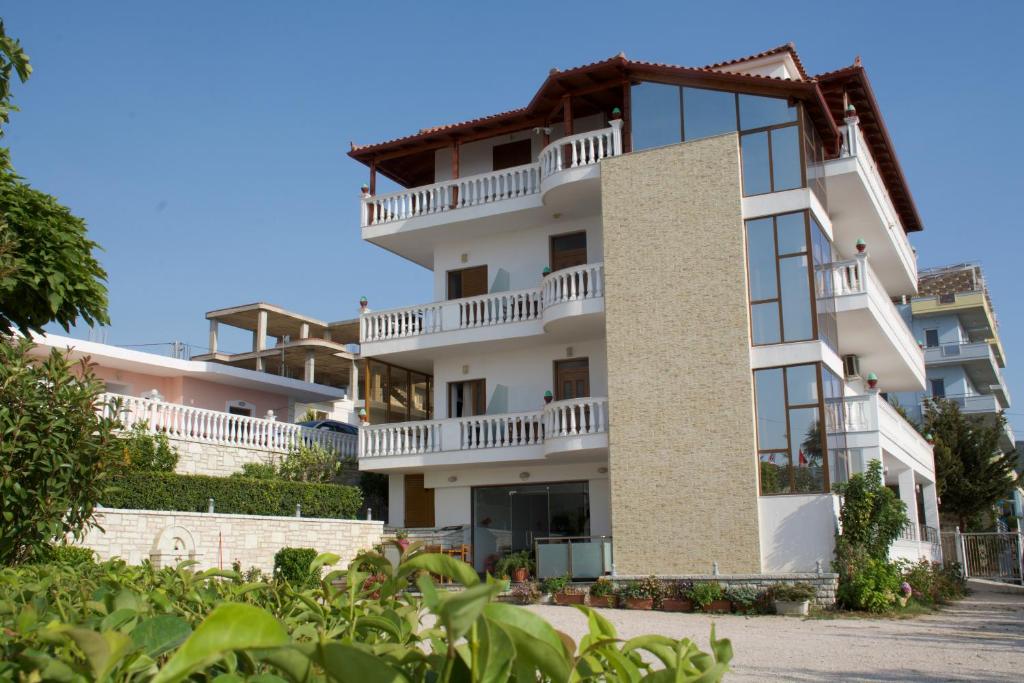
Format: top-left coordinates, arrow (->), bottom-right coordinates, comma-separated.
254,309 -> 268,372
303,349 -> 315,383
350,359 -> 360,401
388,474 -> 405,527
208,320 -> 218,354
897,468 -> 920,536
921,480 -> 940,528
299,322 -> 310,339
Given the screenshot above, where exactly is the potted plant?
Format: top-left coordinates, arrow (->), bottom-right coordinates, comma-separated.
496,550 -> 534,583
588,577 -> 616,608
661,580 -> 695,612
497,574 -> 512,592
555,585 -> 587,606
510,581 -> 540,605
540,575 -> 569,604
725,585 -> 761,615
771,582 -> 816,616
619,576 -> 661,610
394,529 -> 410,552
690,581 -> 730,613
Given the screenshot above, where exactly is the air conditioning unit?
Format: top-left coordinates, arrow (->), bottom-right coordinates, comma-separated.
843,354 -> 861,379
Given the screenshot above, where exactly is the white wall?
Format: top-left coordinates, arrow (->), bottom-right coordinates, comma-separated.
431,218 -> 603,300
388,474 -> 405,527
759,494 -> 838,573
432,338 -> 608,417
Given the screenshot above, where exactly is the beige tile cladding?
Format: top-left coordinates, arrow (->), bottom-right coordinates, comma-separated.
601,133 -> 760,575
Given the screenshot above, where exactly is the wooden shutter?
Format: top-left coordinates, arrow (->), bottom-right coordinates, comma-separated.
404,474 -> 435,528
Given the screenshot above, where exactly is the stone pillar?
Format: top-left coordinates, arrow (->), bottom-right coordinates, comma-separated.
921,480 -> 940,528
350,359 -> 360,401
897,468 -> 920,538
388,474 -> 405,528
299,322 -> 310,339
303,350 -> 315,383
208,319 -> 218,354
254,309 -> 268,371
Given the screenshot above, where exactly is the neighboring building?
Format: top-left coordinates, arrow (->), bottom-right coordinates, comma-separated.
192,302 -> 361,421
32,333 -> 358,476
892,263 -> 1014,452
347,45 -> 940,579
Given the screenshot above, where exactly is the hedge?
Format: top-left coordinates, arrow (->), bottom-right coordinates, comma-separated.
102,471 -> 363,519
273,547 -> 318,585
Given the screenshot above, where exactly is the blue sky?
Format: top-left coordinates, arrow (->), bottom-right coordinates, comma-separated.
4,1 -> 1023,431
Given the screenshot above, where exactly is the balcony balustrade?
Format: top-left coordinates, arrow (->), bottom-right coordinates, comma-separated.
102,394 -> 358,458
360,263 -> 604,345
359,396 -> 609,459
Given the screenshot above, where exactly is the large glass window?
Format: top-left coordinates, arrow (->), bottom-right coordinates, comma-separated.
822,366 -> 848,486
363,359 -> 432,424
745,211 -> 816,344
631,82 -> 681,151
682,87 -> 737,141
754,363 -> 830,495
811,215 -> 839,353
738,93 -> 798,130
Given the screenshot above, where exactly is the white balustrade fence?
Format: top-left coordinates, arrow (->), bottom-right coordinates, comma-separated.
539,123 -> 623,177
361,264 -> 603,344
359,398 -> 609,458
542,262 -> 605,307
103,394 -> 357,458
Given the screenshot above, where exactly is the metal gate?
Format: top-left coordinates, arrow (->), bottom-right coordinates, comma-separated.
948,528 -> 1023,584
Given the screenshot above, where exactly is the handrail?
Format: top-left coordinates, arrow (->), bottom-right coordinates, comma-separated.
544,397 -> 609,438
102,394 -> 357,457
542,263 -> 605,307
539,123 -> 623,178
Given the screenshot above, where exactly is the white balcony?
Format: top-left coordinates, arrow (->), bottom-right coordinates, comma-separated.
830,392 -> 934,479
825,116 -> 917,296
358,124 -> 623,268
924,342 -> 1010,408
103,394 -> 358,458
357,396 -> 609,471
359,263 -> 605,366
825,254 -> 925,391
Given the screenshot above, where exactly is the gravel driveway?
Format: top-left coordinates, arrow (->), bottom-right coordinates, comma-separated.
526,582 -> 1024,682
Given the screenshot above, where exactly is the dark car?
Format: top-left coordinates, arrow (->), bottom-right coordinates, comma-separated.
298,419 -> 359,435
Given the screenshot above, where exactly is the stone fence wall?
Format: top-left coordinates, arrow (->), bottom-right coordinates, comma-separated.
169,437 -> 281,478
78,507 -> 384,574
610,573 -> 839,606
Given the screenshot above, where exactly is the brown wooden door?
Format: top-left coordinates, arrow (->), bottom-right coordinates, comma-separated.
554,358 -> 590,400
404,474 -> 435,528
492,139 -> 532,171
550,232 -> 588,272
447,265 -> 488,300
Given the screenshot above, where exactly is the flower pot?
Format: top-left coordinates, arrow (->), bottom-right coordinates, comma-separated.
555,592 -> 585,605
513,567 -> 529,583
703,599 -> 732,614
498,579 -> 512,592
660,598 -> 694,612
774,599 -> 809,616
589,596 -> 616,608
622,598 -> 654,610
396,539 -> 410,552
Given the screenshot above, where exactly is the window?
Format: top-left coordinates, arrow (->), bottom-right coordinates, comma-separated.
930,378 -> 946,399
364,358 -> 433,424
492,139 -> 532,171
449,379 -> 486,418
745,211 -> 818,345
447,265 -> 488,300
741,126 -> 803,196
754,363 -> 829,495
810,215 -> 838,353
550,231 -> 588,271
226,400 -> 253,416
630,82 -> 681,151
682,87 -> 736,141
924,329 -> 939,348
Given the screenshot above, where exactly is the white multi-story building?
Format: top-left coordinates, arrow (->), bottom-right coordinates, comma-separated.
347,45 -> 940,579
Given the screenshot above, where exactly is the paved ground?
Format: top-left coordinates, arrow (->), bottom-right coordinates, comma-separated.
527,581 -> 1024,682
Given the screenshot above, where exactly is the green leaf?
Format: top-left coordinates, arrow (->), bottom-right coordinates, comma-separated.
313,641 -> 409,682
131,615 -> 192,658
435,582 -> 497,641
483,603 -> 571,682
310,552 -> 340,573
400,553 -> 479,587
152,603 -> 290,683
100,607 -> 137,631
57,627 -> 135,682
472,615 -> 513,682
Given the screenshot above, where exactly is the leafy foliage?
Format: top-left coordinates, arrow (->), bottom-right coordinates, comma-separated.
494,550 -> 534,578
539,575 -> 569,595
898,559 -> 966,605
588,577 -> 615,598
113,422 -> 179,472
0,338 -> 120,565
233,462 -> 279,480
770,583 -> 816,602
277,443 -> 343,483
924,398 -> 1019,530
687,581 -> 725,609
619,576 -> 663,603
102,471 -> 363,519
273,548 -> 319,586
0,19 -> 31,134
724,585 -> 762,613
39,544 -> 97,567
0,549 -> 734,681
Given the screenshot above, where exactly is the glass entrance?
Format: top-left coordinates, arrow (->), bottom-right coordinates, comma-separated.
471,482 -> 589,574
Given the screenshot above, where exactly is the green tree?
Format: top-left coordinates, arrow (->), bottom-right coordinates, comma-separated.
923,398 -> 1018,530
0,338 -> 120,564
115,421 -> 179,472
277,442 -> 343,483
0,19 -> 31,135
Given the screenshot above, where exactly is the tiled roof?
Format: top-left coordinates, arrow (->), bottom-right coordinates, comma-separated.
701,42 -> 809,80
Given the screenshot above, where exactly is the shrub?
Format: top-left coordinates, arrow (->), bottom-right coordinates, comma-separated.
273,547 -> 318,585
670,579 -> 694,600
116,421 -> 179,471
0,551 -> 734,681
0,338 -> 120,564
540,574 -> 570,595
494,550 -> 534,577
620,576 -> 663,603
39,544 -> 95,567
278,442 -> 342,483
836,552 -> 901,612
589,576 -> 616,598
232,461 -> 279,480
725,585 -> 762,613
510,580 -> 541,605
688,581 -> 725,609
899,559 -> 966,605
102,470 -> 363,518
771,583 -> 817,602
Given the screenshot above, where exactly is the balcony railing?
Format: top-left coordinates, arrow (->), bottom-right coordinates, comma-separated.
360,123 -> 623,228
838,117 -> 915,270
359,396 -> 609,458
360,263 -> 604,344
103,394 -> 358,458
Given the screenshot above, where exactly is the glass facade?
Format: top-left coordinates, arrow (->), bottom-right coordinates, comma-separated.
754,363 -> 838,495
631,82 -> 811,197
364,358 -> 432,424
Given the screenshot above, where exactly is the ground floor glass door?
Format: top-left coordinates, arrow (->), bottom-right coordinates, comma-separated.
471,482 -> 589,574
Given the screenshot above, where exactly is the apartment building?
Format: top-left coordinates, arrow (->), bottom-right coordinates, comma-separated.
348,45 -> 940,578
892,263 -> 1014,452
